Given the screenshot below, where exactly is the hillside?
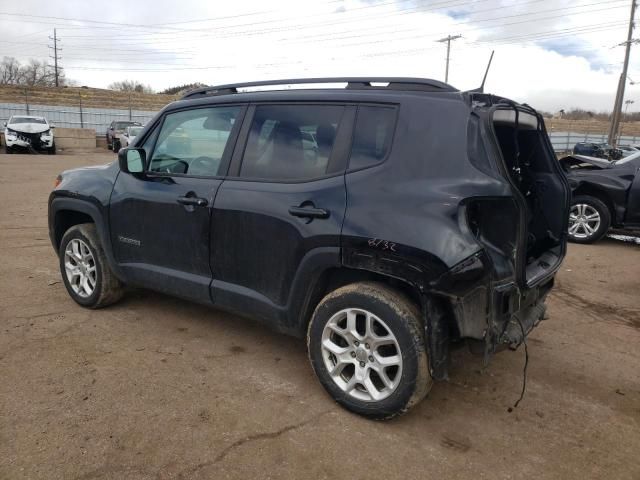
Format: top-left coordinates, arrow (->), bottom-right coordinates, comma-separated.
546,118 -> 640,137
0,85 -> 179,110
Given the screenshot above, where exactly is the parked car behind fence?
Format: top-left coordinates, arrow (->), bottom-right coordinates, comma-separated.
106,120 -> 141,151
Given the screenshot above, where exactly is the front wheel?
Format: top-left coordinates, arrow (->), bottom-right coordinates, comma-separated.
48,142 -> 56,155
59,223 -> 124,308
568,195 -> 611,244
307,282 -> 432,419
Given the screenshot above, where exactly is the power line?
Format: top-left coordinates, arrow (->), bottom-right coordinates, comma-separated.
4,19 -> 625,76
0,0 -> 626,50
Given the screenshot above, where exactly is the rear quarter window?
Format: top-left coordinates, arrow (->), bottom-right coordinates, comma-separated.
349,105 -> 397,170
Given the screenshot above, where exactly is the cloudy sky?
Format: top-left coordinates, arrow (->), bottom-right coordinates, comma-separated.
0,0 -> 637,112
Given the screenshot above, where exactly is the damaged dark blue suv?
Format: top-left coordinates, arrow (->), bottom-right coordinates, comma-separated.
48,78 -> 570,419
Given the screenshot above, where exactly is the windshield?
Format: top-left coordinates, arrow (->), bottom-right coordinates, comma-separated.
115,121 -> 139,129
614,150 -> 640,165
128,126 -> 143,136
11,117 -> 46,124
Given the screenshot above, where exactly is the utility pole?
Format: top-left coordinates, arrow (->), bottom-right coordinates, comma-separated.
436,34 -> 462,83
48,28 -> 62,87
607,0 -> 637,145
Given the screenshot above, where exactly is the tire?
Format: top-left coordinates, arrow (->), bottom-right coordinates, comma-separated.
113,139 -> 120,152
568,195 -> 611,244
5,146 -> 11,154
48,142 -> 56,155
59,223 -> 124,308
307,282 -> 432,420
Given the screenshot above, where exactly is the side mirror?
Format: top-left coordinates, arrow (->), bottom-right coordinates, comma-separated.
118,148 -> 146,174
50,124 -> 56,129
2,122 -> 6,127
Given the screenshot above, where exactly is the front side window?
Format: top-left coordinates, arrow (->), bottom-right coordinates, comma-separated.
240,105 -> 344,180
148,106 -> 240,177
349,106 -> 397,170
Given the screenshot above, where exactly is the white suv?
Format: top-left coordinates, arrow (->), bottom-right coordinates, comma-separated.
3,115 -> 56,154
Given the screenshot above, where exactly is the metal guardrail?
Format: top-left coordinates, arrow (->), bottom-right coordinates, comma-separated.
0,102 -> 158,135
548,131 -> 639,153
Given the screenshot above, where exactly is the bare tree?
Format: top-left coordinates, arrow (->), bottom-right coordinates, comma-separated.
108,80 -> 154,94
21,59 -> 58,86
0,56 -> 67,87
0,57 -> 24,85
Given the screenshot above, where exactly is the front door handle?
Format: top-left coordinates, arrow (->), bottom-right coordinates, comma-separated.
288,206 -> 330,219
177,196 -> 208,207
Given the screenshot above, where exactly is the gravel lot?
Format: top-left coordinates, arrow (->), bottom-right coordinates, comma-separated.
1,152 -> 639,480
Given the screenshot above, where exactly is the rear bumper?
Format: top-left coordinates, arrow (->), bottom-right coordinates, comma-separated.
433,250 -> 554,350
491,277 -> 553,348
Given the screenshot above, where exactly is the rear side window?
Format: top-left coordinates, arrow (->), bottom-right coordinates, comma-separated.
240,105 -> 344,181
349,106 -> 396,170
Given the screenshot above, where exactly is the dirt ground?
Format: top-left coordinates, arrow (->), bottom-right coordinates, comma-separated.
0,152 -> 638,480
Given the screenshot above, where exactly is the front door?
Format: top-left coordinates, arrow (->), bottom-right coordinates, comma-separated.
211,103 -> 353,329
109,105 -> 244,302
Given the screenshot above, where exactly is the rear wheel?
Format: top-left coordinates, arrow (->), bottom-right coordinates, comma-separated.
5,146 -> 12,154
307,282 -> 432,419
568,195 -> 611,244
59,223 -> 124,308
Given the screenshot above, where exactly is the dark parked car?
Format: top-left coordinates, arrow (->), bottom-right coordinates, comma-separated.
560,152 -> 640,243
106,120 -> 141,151
617,145 -> 639,157
48,78 -> 570,418
573,142 -> 623,160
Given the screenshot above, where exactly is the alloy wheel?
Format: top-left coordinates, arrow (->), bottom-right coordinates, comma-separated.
569,204 -> 601,239
63,238 -> 97,298
321,308 -> 403,402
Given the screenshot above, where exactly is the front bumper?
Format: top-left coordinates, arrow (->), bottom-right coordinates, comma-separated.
6,132 -> 54,150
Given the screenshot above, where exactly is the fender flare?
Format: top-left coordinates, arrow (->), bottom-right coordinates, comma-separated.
49,196 -> 125,280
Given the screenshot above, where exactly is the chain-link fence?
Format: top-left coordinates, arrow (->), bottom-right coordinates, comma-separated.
0,102 -> 158,136
3,97 -> 638,154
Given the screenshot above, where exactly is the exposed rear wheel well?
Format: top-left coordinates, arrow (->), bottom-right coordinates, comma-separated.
301,267 -> 456,380
54,210 -> 94,249
300,267 -> 432,339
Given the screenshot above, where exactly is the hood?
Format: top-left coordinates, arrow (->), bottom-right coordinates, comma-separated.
559,155 -> 612,170
7,122 -> 50,134
61,163 -> 114,176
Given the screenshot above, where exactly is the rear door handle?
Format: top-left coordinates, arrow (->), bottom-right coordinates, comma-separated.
177,196 -> 208,207
288,206 -> 330,219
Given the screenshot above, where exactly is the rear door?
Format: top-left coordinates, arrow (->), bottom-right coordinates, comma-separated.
109,104 -> 244,302
210,103 -> 354,328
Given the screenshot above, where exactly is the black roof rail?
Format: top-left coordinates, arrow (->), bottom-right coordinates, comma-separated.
181,77 -> 457,99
